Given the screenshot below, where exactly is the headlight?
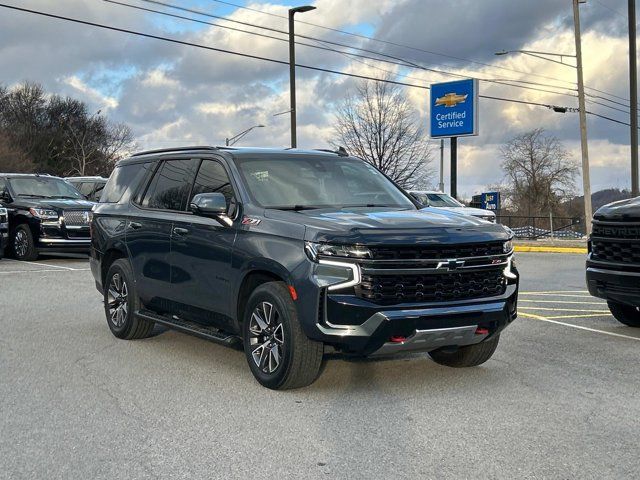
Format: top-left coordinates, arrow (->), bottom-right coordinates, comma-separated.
305,242 -> 372,261
503,239 -> 513,254
29,208 -> 58,221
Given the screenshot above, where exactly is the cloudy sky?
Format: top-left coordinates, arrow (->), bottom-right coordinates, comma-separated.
0,0 -> 635,198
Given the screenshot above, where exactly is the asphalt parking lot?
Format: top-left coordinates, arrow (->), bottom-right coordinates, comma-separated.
1,252 -> 639,479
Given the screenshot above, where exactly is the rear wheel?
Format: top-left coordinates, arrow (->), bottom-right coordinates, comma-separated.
12,224 -> 38,261
608,301 -> 640,327
242,282 -> 323,390
429,334 -> 500,368
104,259 -> 154,339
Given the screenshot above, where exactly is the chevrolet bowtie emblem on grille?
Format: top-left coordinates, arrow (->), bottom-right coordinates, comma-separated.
435,92 -> 468,108
436,259 -> 466,271
83,211 -> 90,223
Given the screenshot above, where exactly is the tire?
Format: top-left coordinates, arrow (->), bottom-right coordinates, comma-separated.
242,281 -> 323,390
104,258 -> 154,340
608,301 -> 640,327
429,334 -> 500,368
11,224 -> 38,261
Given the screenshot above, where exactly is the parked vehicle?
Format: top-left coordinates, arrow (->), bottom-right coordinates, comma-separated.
65,176 -> 108,202
409,190 -> 496,223
587,195 -> 640,327
0,206 -> 8,259
0,173 -> 94,260
90,147 -> 519,389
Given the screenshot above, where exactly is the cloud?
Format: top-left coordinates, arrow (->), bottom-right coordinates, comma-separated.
0,0 -> 634,197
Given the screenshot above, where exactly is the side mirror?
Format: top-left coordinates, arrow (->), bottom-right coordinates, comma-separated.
189,192 -> 228,218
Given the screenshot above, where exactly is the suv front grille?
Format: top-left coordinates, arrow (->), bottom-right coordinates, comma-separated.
591,240 -> 640,265
355,268 -> 506,305
368,242 -> 504,260
591,220 -> 640,266
63,210 -> 90,227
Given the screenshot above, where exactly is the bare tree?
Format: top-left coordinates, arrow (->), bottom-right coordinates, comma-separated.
332,78 -> 432,188
0,132 -> 35,172
500,128 -> 578,216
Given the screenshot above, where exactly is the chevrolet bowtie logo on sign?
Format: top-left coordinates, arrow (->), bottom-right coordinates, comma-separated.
435,92 -> 468,108
430,78 -> 479,138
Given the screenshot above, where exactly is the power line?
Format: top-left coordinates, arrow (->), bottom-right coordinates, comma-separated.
0,2 -> 631,128
206,0 -> 586,88
122,0 -> 584,101
205,0 -> 637,109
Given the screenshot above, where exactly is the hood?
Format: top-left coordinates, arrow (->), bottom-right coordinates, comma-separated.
594,196 -> 640,221
427,206 -> 495,218
14,197 -> 95,210
264,207 -> 509,245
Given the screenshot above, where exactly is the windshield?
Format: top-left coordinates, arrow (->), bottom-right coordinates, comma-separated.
423,193 -> 464,208
8,177 -> 84,199
235,157 -> 416,210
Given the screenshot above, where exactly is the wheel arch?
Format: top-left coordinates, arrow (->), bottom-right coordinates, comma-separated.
101,247 -> 128,285
236,269 -> 287,330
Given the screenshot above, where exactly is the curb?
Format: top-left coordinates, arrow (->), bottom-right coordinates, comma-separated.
514,245 -> 587,254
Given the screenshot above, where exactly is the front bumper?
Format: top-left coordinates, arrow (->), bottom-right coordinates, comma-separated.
37,236 -> 91,253
310,282 -> 518,355
586,262 -> 640,307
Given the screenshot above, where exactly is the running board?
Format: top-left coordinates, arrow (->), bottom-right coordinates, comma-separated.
136,309 -> 242,348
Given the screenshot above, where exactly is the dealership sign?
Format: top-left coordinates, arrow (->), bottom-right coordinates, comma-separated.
430,79 -> 479,138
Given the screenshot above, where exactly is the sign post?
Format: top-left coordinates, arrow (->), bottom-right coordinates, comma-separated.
430,79 -> 479,199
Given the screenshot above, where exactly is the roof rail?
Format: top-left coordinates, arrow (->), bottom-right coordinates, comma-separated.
131,146 -> 218,157
313,146 -> 349,157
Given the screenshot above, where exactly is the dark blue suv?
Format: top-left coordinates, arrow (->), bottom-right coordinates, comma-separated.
90,146 -> 518,389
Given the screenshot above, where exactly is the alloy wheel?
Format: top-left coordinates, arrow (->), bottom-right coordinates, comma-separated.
107,273 -> 129,328
14,230 -> 28,257
248,301 -> 285,374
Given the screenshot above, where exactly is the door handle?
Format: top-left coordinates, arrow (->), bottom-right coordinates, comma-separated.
173,227 -> 189,236
129,221 -> 142,230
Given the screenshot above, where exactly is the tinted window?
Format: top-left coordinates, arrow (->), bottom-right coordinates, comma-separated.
101,162 -> 152,203
142,159 -> 198,211
190,160 -> 236,215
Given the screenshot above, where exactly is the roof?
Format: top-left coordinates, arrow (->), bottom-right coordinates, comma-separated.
122,146 -> 350,164
64,176 -> 108,181
0,173 -> 62,179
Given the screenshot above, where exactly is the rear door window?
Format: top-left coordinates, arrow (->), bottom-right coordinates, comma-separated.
141,159 -> 199,211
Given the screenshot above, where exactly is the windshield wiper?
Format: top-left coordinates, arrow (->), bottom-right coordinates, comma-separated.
269,205 -> 323,211
19,194 -> 49,198
341,204 -> 397,208
51,195 -> 80,199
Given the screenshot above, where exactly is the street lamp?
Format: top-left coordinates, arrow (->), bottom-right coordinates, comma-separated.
288,5 -> 316,148
494,1 -> 592,235
225,124 -> 265,146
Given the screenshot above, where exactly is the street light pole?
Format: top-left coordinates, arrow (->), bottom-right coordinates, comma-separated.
288,5 -> 316,149
629,0 -> 639,197
225,125 -> 265,146
573,0 -> 592,235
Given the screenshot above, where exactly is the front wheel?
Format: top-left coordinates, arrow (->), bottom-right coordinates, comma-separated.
429,334 -> 500,368
608,301 -> 640,327
243,282 -> 323,390
12,224 -> 38,261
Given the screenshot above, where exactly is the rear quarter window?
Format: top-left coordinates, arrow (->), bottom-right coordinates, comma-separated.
100,162 -> 152,203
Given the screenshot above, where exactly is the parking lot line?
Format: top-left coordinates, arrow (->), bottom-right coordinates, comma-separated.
520,293 -> 593,298
520,312 -> 640,341
520,299 -> 606,305
1,259 -> 88,271
0,268 -> 90,274
544,313 -> 612,319
520,290 -> 589,294
519,307 -> 610,313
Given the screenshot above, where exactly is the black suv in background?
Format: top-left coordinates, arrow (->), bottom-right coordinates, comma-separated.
0,206 -> 8,258
91,147 -> 518,389
587,196 -> 640,327
65,176 -> 108,202
0,174 -> 95,260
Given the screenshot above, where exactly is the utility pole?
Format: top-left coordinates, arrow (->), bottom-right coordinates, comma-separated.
288,5 -> 316,149
629,0 -> 639,196
439,139 -> 445,192
573,0 -> 593,234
